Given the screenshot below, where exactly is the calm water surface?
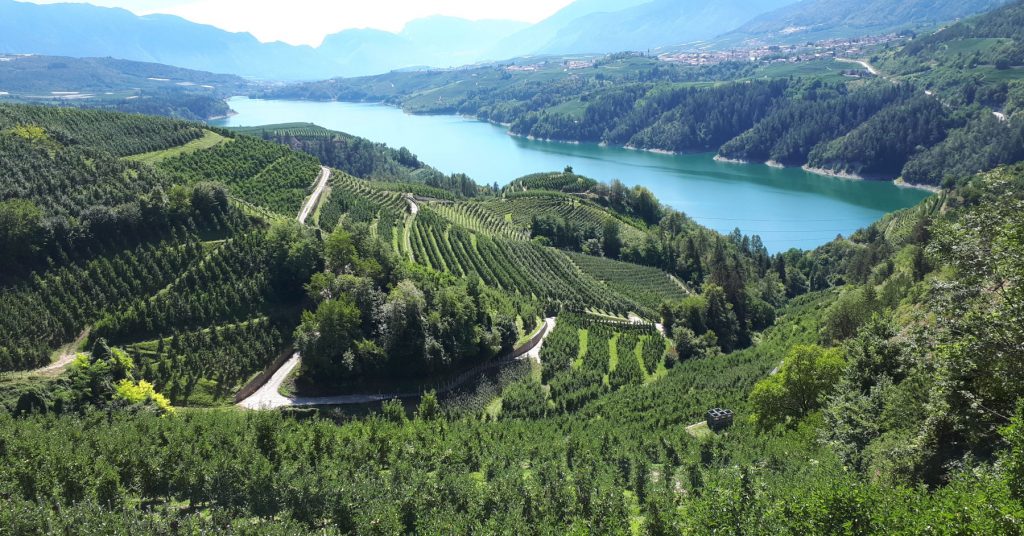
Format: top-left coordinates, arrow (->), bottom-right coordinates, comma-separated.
213,97 -> 931,252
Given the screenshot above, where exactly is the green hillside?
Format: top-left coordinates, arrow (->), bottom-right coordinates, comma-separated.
262,2 -> 1024,187
0,54 -> 247,120
1,104 -> 1024,533
725,0 -> 1010,43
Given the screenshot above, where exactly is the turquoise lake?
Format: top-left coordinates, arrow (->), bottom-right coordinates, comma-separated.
212,96 -> 931,252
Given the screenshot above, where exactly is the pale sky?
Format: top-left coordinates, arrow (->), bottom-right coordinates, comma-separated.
24,0 -> 576,46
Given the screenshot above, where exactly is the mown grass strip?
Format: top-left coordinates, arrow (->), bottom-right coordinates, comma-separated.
125,130 -> 229,165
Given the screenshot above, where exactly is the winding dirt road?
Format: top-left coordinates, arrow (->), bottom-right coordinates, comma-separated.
239,317 -> 557,409
837,58 -> 880,76
33,329 -> 89,376
298,166 -> 331,224
404,193 -> 419,215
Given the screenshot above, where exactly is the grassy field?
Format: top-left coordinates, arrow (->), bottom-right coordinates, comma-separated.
125,129 -> 229,165
545,99 -> 587,118
754,58 -> 854,83
940,37 -> 1013,56
972,65 -> 1024,83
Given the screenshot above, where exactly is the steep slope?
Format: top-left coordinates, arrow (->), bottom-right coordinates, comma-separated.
537,0 -> 795,54
487,0 -> 653,59
318,18 -> 529,76
723,0 -> 1011,44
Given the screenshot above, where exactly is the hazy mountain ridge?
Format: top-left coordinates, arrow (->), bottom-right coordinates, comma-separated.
485,0 -> 654,59
722,0 -> 1012,43
0,1 -> 525,79
318,16 -> 529,73
0,0 -> 1014,80
0,54 -> 247,95
531,0 -> 795,54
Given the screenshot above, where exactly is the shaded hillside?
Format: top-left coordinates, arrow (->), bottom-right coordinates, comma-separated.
535,0 -> 794,54
723,0 -> 1010,43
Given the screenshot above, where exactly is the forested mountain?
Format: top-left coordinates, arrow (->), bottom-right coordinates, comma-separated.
0,54 -> 247,95
489,0 -> 1004,57
228,123 -> 485,197
722,0 -> 1011,44
267,0 -> 1024,186
2,104 -> 1024,532
0,54 -> 249,120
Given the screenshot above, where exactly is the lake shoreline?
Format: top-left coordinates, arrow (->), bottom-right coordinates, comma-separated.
235,96 -> 941,195
713,154 -> 941,193
215,96 -> 934,252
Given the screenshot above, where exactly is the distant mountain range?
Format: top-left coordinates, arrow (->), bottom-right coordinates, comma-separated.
0,1 -> 526,79
0,0 -> 1012,80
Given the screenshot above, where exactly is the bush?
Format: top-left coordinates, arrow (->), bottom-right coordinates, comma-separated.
751,345 -> 845,428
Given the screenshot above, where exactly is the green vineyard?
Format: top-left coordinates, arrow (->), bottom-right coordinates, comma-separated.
0,237 -> 209,371
568,251 -> 689,311
430,201 -> 528,240
318,172 -> 408,232
408,208 -> 642,315
124,316 -> 283,406
483,192 -> 647,242
541,314 -> 669,413
157,136 -> 321,216
91,231 -> 276,344
504,172 -> 599,193
5,4 -> 1024,527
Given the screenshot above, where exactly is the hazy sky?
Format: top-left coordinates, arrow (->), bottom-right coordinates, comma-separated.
24,0 -> 576,46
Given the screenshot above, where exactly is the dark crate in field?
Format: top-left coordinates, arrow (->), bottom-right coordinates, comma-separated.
706,408 -> 734,431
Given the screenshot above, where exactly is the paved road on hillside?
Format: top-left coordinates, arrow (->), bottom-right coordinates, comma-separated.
298,166 -> 331,224
239,317 -> 558,409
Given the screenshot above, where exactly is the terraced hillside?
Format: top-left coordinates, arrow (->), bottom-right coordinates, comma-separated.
156,135 -> 321,216
568,252 -> 689,312
309,171 -> 692,320
407,207 -> 643,316
5,90 -> 1024,533
0,107 -> 322,405
482,191 -> 648,243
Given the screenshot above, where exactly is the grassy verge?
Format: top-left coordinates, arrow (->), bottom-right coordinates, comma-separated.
125,130 -> 229,165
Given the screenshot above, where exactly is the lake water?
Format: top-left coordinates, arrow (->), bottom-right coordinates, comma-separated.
212,96 -> 931,252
